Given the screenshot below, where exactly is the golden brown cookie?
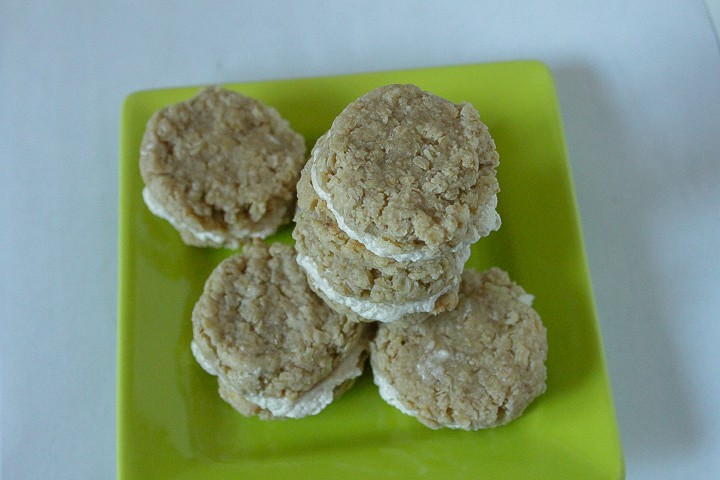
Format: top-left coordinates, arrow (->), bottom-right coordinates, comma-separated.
140,86 -> 306,248
191,242 -> 372,419
310,85 -> 500,261
370,268 -> 547,429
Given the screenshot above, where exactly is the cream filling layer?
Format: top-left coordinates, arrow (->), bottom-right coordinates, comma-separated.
142,187 -> 275,247
296,253 -> 465,322
373,367 -> 465,430
191,340 -> 219,375
310,159 -> 499,262
191,340 -> 366,419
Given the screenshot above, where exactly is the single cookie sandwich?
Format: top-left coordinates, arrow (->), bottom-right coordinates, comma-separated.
310,84 -> 500,262
370,268 -> 547,430
293,163 -> 467,322
191,241 -> 372,419
140,86 -> 306,248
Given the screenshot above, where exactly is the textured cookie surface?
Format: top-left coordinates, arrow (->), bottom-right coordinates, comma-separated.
294,164 -> 466,307
370,268 -> 547,430
191,242 -> 371,419
311,84 -> 500,259
140,86 -> 306,248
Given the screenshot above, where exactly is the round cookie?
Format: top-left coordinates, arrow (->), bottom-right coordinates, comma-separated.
140,86 -> 306,248
310,84 -> 500,261
293,163 -> 466,322
370,268 -> 547,430
191,241 -> 372,419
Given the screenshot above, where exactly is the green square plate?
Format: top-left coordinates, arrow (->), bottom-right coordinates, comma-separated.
117,61 -> 623,479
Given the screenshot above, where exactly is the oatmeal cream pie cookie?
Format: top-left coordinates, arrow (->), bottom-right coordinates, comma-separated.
370,268 -> 547,430
191,241 -> 372,419
140,86 -> 306,248
293,163 -> 467,323
310,84 -> 500,261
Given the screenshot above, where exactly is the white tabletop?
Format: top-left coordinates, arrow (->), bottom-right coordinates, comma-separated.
2,1 -> 720,478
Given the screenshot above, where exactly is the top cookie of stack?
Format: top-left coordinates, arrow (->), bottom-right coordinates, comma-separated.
294,84 -> 500,323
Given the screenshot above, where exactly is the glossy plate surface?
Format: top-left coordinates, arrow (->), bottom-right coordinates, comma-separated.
117,61 -> 623,479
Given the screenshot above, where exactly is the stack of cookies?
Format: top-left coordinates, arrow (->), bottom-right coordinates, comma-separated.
293,84 -> 501,323
291,85 -> 546,429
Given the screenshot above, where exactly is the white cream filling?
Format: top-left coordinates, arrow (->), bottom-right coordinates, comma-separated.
474,193 -> 501,236
373,364 -> 465,430
190,340 -> 218,375
453,244 -> 473,270
373,368 -> 417,417
142,187 -> 275,247
297,253 -> 459,322
191,339 -> 365,419
310,159 -> 499,261
518,293 -> 534,306
243,342 -> 366,418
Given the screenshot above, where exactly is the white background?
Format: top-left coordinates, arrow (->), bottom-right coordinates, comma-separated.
2,1 -> 719,478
